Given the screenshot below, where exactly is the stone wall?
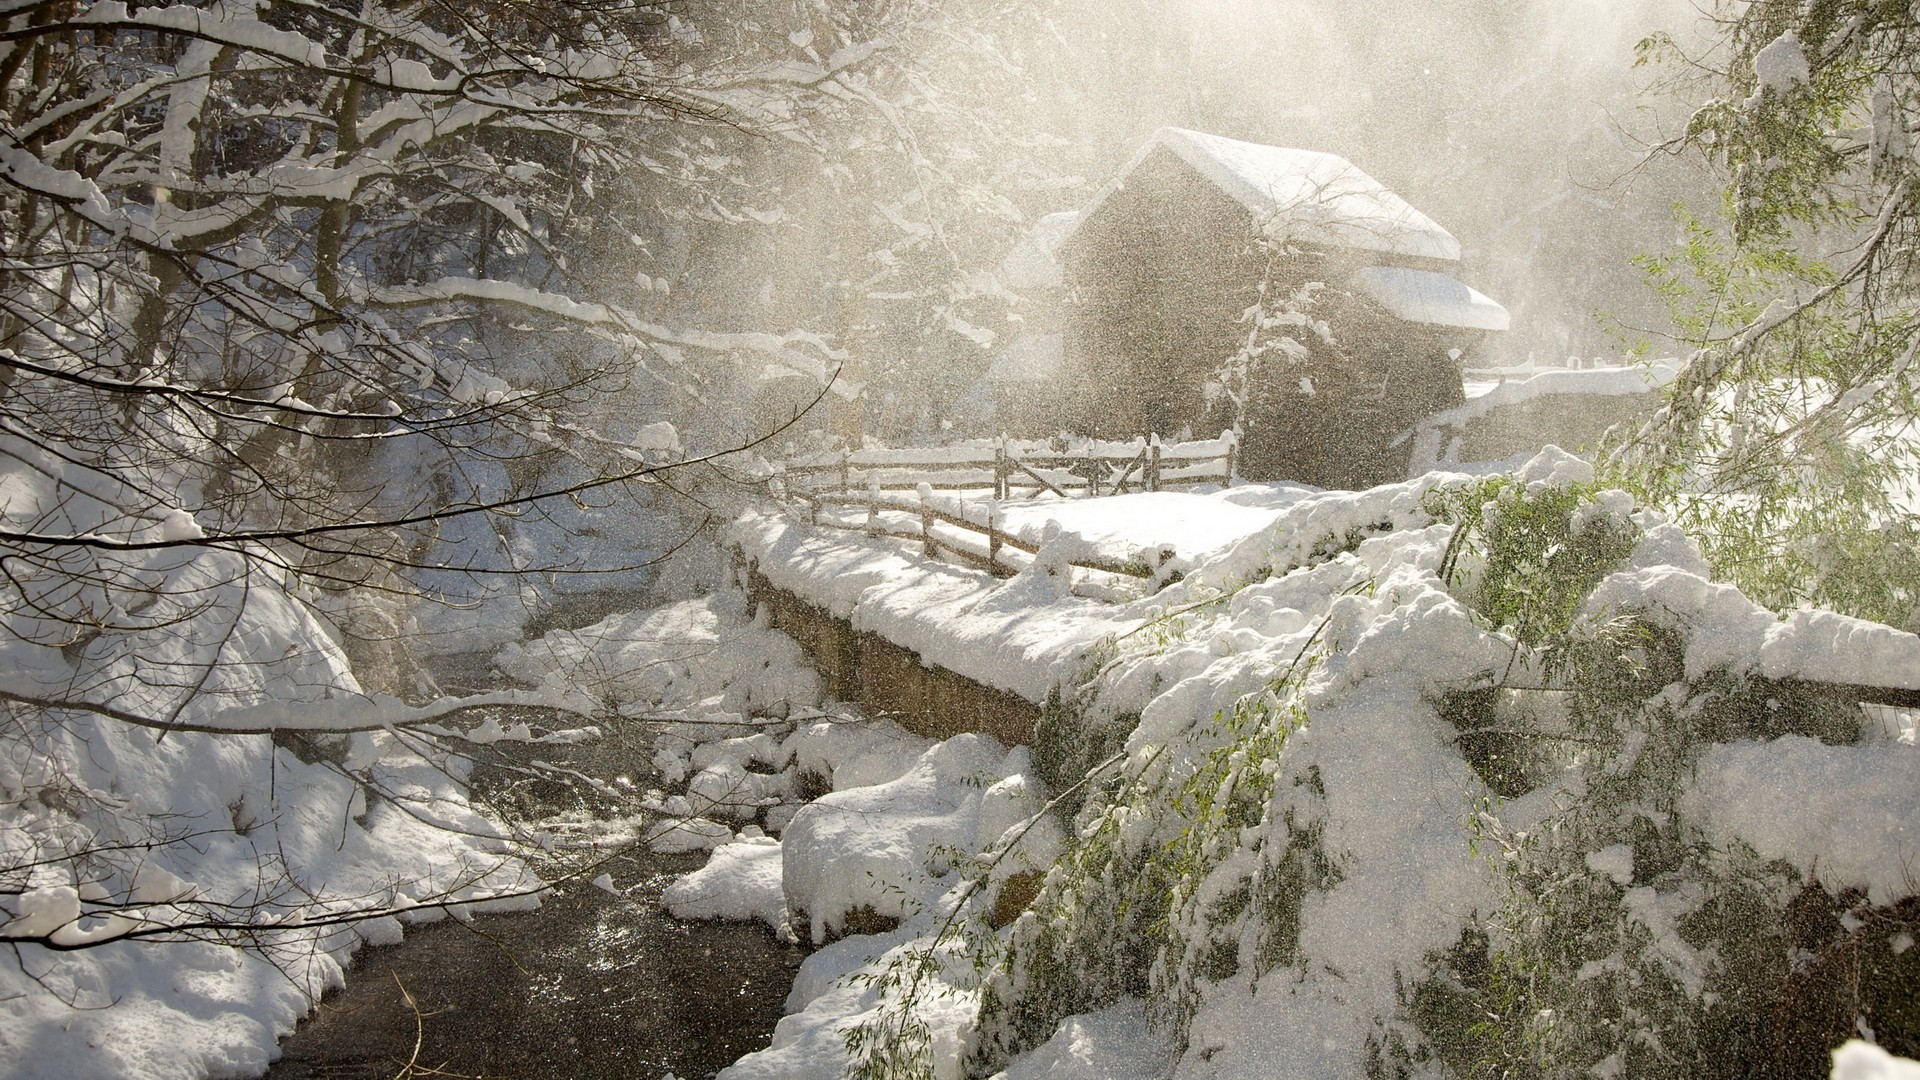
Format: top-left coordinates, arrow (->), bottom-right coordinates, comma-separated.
743,567 -> 1041,747
1456,390 -> 1657,463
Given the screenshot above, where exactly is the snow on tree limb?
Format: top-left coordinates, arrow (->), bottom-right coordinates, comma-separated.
0,682 -> 595,736
367,275 -> 857,396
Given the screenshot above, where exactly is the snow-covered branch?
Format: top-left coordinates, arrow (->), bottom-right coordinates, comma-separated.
0,682 -> 595,736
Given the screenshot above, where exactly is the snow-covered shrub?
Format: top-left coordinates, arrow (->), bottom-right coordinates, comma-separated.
1387,480 -> 1912,1078
961,456 -> 1919,1078
972,472 -> 1503,1076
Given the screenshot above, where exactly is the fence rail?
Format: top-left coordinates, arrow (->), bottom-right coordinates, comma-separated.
765,434 -> 1227,591
804,487 -> 1178,585
772,432 -> 1237,501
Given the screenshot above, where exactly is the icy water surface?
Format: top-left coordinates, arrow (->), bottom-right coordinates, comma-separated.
265,860 -> 804,1079
267,644 -> 807,1079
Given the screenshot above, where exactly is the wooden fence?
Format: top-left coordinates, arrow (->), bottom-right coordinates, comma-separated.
801,486 -> 1180,588
772,432 -> 1237,501
766,435 -> 1225,591
760,436 -> 1920,717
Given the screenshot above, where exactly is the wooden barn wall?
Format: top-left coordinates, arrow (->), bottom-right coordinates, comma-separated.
1059,147 -> 1260,439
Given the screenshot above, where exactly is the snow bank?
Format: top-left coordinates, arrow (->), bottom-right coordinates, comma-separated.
782,738 -> 1057,944
1588,565 -> 1920,689
991,1000 -> 1172,1080
1094,491 -> 1503,1077
729,508 -> 1138,703
1835,1042 -> 1920,1080
695,448 -> 1920,1080
496,594 -> 822,717
723,927 -> 983,1080
0,549 -> 531,1078
663,836 -> 788,931
497,594 -> 856,858
1683,736 -> 1920,905
992,486 -> 1311,566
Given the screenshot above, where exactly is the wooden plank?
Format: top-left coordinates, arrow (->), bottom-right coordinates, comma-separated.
1108,448 -> 1146,495
1011,459 -> 1070,499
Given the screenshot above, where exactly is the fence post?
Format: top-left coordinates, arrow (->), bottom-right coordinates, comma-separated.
994,437 -> 1009,501
986,498 -> 1001,569
1224,429 -> 1239,486
865,477 -> 881,536
918,483 -> 935,559
839,448 -> 851,494
1148,433 -> 1161,493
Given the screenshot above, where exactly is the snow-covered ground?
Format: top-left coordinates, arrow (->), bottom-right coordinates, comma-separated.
647,449 -> 1920,1080
12,441 -> 1918,1079
0,569 -> 540,1075
991,485 -> 1315,564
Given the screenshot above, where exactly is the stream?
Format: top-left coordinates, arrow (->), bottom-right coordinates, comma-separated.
265,636 -> 809,1080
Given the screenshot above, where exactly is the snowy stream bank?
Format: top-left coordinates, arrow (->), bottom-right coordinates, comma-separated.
17,458 -> 1919,1080
271,459 -> 1920,1080
265,707 -> 806,1078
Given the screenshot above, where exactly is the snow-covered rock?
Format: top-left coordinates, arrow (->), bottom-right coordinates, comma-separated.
782,733 -> 1012,944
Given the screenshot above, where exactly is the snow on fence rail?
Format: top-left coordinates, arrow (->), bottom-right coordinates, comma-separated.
771,431 -> 1237,500
764,434 -> 1228,592
798,485 -> 1182,589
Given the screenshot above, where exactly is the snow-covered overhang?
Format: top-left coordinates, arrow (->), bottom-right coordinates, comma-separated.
1354,266 -> 1510,332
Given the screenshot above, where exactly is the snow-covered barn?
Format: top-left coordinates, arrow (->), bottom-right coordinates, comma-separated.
1037,127 -> 1509,488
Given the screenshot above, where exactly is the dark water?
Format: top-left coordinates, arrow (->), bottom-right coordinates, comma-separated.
265,864 -> 804,1080
267,645 -> 807,1080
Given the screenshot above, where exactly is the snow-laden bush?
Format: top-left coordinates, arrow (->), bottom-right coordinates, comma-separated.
956,451 -> 1920,1079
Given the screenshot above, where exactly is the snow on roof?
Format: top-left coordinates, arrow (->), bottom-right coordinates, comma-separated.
1354,266 -> 1509,331
983,333 -> 1062,383
1441,360 -> 1681,421
997,210 -> 1081,290
1075,128 -> 1462,263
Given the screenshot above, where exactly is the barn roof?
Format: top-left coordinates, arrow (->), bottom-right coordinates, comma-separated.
1075,128 -> 1463,263
1355,266 -> 1509,331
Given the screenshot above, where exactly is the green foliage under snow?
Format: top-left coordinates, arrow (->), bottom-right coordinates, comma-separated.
842,468 -> 1920,1079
